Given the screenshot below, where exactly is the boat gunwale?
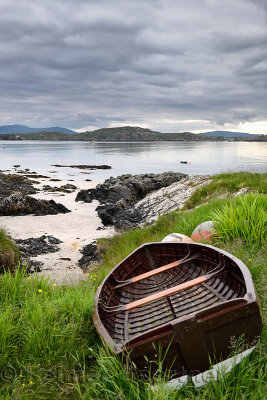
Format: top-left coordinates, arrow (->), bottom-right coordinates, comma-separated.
92,242 -> 258,352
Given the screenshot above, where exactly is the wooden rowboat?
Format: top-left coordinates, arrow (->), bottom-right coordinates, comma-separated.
92,242 -> 262,376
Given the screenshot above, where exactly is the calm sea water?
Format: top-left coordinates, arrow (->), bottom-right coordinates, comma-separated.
0,141 -> 266,182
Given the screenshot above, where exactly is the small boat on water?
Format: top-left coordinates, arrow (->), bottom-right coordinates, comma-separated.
93,242 -> 262,376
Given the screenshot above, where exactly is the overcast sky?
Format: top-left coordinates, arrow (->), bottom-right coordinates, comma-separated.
0,0 -> 266,133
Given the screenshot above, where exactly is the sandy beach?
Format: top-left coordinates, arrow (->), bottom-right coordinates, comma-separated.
0,174 -> 114,284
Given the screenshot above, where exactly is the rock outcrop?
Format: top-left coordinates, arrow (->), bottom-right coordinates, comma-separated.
113,176 -> 211,230
78,241 -> 102,271
0,172 -> 71,216
0,172 -> 37,197
76,172 -> 188,227
0,191 -> 70,216
42,183 -> 77,193
16,235 -> 62,257
51,164 -> 111,170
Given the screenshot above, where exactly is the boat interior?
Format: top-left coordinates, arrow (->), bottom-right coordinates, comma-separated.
97,243 -> 247,344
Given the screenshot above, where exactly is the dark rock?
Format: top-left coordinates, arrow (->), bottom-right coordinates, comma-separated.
96,203 -> 123,226
114,208 -> 143,230
16,235 -> 62,257
78,241 -> 101,271
76,172 -> 187,206
21,174 -> 50,179
52,164 -> 111,170
76,171 -> 187,227
0,191 -> 70,216
29,180 -> 41,185
0,172 -> 37,197
24,260 -> 44,274
75,189 -> 94,202
61,183 -> 77,191
46,236 -> 62,245
42,183 -> 77,193
113,175 -> 211,230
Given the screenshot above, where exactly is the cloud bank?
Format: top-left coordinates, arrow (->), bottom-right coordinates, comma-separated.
0,0 -> 266,133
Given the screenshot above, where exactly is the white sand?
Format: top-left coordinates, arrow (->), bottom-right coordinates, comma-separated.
0,177 -> 114,284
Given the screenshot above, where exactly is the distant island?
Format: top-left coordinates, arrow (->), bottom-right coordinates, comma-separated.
0,124 -> 75,135
0,125 -> 266,142
199,130 -> 262,138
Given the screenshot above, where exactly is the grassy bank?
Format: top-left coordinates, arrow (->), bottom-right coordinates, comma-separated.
184,172 -> 267,209
0,191 -> 266,398
0,228 -> 19,271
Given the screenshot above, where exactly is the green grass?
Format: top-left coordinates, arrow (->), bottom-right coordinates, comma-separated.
0,269 -> 98,399
81,342 -> 267,400
0,188 -> 266,399
184,172 -> 267,209
0,228 -> 20,270
0,229 -> 19,253
211,194 -> 266,246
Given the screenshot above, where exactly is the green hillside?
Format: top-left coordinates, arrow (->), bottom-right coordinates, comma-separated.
0,126 -> 266,141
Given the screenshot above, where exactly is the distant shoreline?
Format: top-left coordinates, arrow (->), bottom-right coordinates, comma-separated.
0,125 -> 266,142
0,137 -> 266,142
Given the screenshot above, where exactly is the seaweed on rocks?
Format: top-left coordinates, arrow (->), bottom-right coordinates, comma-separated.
0,172 -> 37,197
51,164 -> 111,170
0,192 -> 70,216
16,235 -> 62,257
0,171 -> 70,216
42,184 -> 77,193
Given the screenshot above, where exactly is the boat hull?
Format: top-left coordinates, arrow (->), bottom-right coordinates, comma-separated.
93,242 -> 262,376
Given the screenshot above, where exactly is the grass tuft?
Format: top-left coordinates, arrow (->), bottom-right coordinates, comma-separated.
211,194 -> 266,246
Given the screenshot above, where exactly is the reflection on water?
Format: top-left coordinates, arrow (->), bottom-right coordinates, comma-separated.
0,141 -> 266,182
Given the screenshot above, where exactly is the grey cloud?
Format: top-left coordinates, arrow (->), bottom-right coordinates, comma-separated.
213,33 -> 267,53
0,0 -> 266,131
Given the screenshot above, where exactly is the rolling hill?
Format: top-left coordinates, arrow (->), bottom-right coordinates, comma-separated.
0,124 -> 75,134
0,126 -> 265,141
200,130 -> 260,138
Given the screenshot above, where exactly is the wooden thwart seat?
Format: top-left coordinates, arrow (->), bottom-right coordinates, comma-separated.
101,255 -> 225,315
118,261 -> 226,312
125,275 -> 207,310
113,254 -> 198,289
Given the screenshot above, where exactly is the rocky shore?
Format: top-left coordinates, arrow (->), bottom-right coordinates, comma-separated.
75,171 -> 188,228
0,169 -> 113,283
113,175 -> 211,230
0,168 -> 210,282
